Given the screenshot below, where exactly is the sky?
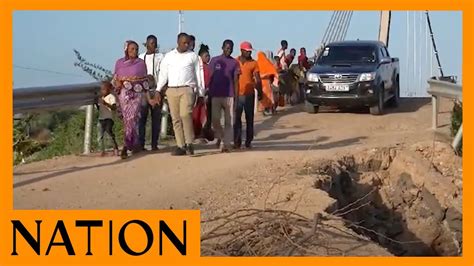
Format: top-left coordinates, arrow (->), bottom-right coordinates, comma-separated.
13,11 -> 462,96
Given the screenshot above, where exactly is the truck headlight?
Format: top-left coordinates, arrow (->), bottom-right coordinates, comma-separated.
306,73 -> 320,82
359,72 -> 376,82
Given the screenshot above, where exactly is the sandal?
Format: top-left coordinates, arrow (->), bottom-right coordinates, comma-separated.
120,148 -> 128,159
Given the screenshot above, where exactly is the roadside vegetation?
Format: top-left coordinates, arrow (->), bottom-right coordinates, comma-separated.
14,51 -> 116,165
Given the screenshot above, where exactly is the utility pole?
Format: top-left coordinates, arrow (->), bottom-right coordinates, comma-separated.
178,11 -> 184,33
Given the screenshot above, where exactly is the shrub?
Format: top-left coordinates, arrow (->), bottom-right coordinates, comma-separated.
13,115 -> 44,164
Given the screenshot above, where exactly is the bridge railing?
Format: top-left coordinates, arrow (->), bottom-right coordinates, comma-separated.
13,82 -> 101,114
13,82 -> 170,155
426,78 -> 462,150
14,82 -> 101,155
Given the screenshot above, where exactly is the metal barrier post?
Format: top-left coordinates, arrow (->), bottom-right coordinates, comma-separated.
160,100 -> 169,139
427,79 -> 462,131
452,123 -> 462,150
83,105 -> 94,154
432,95 -> 438,129
427,79 -> 463,153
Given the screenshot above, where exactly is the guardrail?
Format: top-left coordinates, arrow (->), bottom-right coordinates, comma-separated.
13,82 -> 170,154
14,82 -> 101,154
13,82 -> 101,114
426,78 -> 462,150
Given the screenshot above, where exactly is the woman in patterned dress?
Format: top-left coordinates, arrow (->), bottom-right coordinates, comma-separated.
113,40 -> 155,159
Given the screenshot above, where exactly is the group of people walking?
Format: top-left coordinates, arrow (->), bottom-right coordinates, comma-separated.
97,32 -> 311,159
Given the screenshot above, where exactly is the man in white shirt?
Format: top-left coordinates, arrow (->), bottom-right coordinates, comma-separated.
277,40 -> 289,70
138,35 -> 164,152
156,33 -> 204,156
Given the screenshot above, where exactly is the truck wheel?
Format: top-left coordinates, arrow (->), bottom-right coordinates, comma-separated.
369,89 -> 384,115
305,101 -> 319,114
387,80 -> 400,108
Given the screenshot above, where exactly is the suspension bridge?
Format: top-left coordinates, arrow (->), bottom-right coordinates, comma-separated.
13,10 -> 461,153
313,10 -> 456,98
13,11 -> 462,212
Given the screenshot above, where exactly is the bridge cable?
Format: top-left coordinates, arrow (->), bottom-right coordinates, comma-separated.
340,11 -> 352,41
320,11 -> 337,45
316,11 -> 341,59
316,10 -> 353,59
425,11 -> 444,77
341,11 -> 353,40
333,11 -> 347,42
336,11 -> 350,41
322,11 -> 339,44
326,11 -> 344,43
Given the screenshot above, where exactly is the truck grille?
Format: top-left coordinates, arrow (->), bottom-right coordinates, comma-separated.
319,74 -> 359,84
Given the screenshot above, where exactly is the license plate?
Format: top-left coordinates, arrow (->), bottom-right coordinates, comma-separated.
325,84 -> 350,92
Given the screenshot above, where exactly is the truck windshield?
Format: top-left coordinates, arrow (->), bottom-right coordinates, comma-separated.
317,45 -> 378,65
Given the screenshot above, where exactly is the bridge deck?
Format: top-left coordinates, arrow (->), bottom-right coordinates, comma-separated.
14,98 -> 453,211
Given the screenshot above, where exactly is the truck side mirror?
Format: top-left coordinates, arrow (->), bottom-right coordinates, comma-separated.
379,58 -> 391,65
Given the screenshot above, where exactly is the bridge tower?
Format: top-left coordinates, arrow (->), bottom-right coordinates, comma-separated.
378,11 -> 391,47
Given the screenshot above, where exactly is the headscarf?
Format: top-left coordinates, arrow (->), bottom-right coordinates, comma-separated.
123,40 -> 139,60
115,40 -> 148,86
257,51 -> 278,78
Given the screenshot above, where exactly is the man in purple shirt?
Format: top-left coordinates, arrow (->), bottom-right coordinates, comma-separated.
208,39 -> 241,152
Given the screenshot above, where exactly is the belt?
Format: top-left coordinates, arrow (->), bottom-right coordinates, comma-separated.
168,85 -> 191,88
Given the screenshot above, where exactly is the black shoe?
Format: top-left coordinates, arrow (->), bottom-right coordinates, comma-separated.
131,147 -> 143,155
172,147 -> 187,156
245,142 -> 252,149
186,144 -> 195,155
120,148 -> 128,159
151,146 -> 159,151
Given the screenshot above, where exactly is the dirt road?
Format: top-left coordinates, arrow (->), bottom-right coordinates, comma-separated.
14,99 -> 453,211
